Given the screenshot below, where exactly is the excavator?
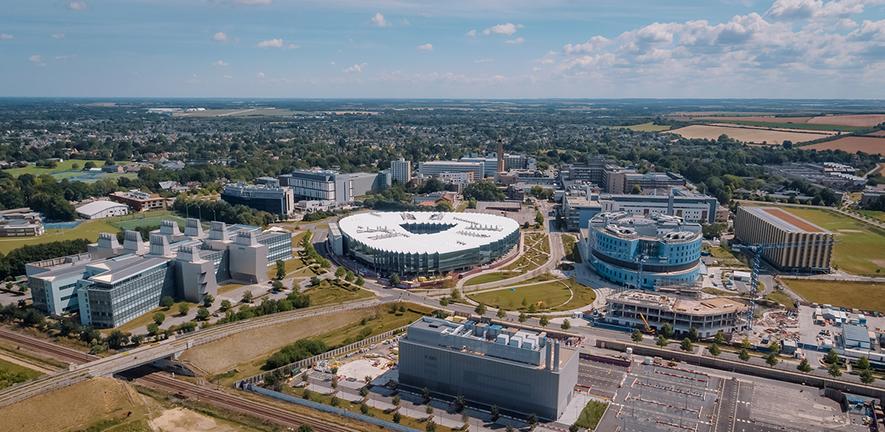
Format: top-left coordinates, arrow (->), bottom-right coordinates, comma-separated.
638,312 -> 655,335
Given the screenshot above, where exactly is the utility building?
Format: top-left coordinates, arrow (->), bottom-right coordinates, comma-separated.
398,317 -> 578,420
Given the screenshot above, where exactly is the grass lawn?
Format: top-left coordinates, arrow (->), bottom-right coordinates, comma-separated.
317,303 -> 433,347
764,290 -> 797,310
105,301 -> 197,336
779,207 -> 885,276
783,279 -> 885,313
705,245 -> 748,268
575,400 -> 608,430
305,282 -> 375,307
108,210 -> 187,230
464,271 -> 521,286
3,159 -> 109,176
0,218 -> 117,254
556,279 -> 597,311
562,234 -> 581,262
267,257 -> 311,279
469,278 -> 591,311
625,122 -> 671,132
0,358 -> 43,390
859,210 -> 885,223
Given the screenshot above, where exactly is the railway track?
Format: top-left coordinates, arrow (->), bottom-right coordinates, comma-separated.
0,327 -> 371,432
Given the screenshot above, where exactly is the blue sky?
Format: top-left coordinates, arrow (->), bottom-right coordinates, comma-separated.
1,0 -> 884,98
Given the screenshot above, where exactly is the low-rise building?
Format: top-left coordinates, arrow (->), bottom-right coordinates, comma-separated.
75,200 -> 129,220
398,317 -> 578,420
0,208 -> 44,237
110,190 -> 169,212
603,290 -> 747,338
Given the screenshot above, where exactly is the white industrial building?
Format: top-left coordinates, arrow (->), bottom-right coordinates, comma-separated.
76,200 -> 129,220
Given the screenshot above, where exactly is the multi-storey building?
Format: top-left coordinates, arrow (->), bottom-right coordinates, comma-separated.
279,169 -> 388,204
221,182 -> 295,217
26,218 -> 292,327
603,290 -> 747,338
461,154 -> 535,178
398,317 -> 578,420
391,158 -> 412,185
562,188 -> 603,231
585,212 -> 703,289
0,208 -> 44,237
733,206 -> 833,272
110,190 -> 169,211
600,189 -> 718,224
418,161 -> 484,181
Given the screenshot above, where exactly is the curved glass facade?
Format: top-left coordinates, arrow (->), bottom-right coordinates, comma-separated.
587,212 -> 702,289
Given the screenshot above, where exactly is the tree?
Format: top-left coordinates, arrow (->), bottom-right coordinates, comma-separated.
389,273 -> 401,286
631,330 -> 643,342
426,421 -> 436,432
687,327 -> 698,342
392,395 -> 400,406
496,308 -> 506,319
153,312 -> 166,326
859,368 -> 875,384
297,426 -> 312,432
203,294 -> 214,307
709,343 -> 721,356
161,296 -> 174,308
360,402 -> 370,415
656,335 -> 668,347
681,337 -> 693,352
561,319 -> 571,330
534,210 -> 544,226
856,356 -> 871,370
827,362 -> 842,378
797,358 -> 812,373
335,267 -> 346,278
528,413 -> 538,428
196,307 -> 210,321
356,276 -> 365,286
242,290 -> 253,304
454,394 -> 466,412
518,311 -> 527,323
539,315 -> 549,327
713,330 -> 726,345
474,303 -> 486,315
765,352 -> 779,367
824,349 -> 839,365
178,303 -> 190,316
106,330 -> 130,350
660,323 -> 674,339
741,337 -> 751,350
220,299 -> 232,311
490,405 -> 500,421
739,349 -> 750,361
392,412 -> 402,423
422,387 -> 431,403
147,323 -> 160,336
276,260 -> 286,280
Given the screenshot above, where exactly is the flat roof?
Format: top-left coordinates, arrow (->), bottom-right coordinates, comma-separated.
610,290 -> 746,316
337,211 -> 519,254
743,206 -> 828,233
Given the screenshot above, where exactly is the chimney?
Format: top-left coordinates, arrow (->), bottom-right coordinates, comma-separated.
553,340 -> 561,372
160,220 -> 182,237
184,218 -> 203,237
546,340 -> 554,371
496,139 -> 505,173
123,230 -> 145,254
149,234 -> 171,257
209,221 -> 227,240
96,232 -> 121,251
236,230 -> 258,246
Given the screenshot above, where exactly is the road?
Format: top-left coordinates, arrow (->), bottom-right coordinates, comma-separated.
0,325 -> 366,432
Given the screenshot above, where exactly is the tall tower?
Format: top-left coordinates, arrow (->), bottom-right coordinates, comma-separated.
496,139 -> 505,173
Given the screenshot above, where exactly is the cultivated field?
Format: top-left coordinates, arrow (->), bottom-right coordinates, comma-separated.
868,130 -> 885,137
803,136 -> 885,155
680,113 -> 885,130
667,124 -> 828,144
624,122 -> 671,132
807,114 -> 885,127
782,279 -> 885,313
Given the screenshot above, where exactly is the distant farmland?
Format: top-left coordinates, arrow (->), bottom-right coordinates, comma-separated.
666,124 -> 830,145
675,113 -> 885,132
803,136 -> 885,155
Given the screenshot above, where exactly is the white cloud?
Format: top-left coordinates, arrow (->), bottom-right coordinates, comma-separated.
505,37 -> 525,44
234,0 -> 272,5
482,23 -> 522,36
67,1 -> 87,11
212,60 -> 229,67
563,36 -> 610,54
371,12 -> 390,28
766,0 -> 871,20
344,63 -> 367,73
29,54 -> 45,66
257,38 -> 284,48
0,33 -> 13,41
213,32 -> 229,43
256,72 -> 266,79
417,43 -> 433,52
466,29 -> 477,38
51,33 -> 65,39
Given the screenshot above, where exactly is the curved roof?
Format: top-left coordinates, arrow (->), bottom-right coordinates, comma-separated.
337,211 -> 520,254
76,200 -> 128,216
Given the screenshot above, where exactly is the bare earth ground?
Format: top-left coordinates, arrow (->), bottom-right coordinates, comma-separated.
667,124 -> 828,144
868,130 -> 885,137
695,115 -> 814,123
707,122 -> 836,135
150,407 -> 243,432
179,307 -> 372,375
803,136 -> 885,155
0,377 -> 145,432
807,114 -> 885,127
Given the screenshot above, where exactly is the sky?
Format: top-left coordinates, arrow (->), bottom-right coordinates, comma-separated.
0,0 -> 884,99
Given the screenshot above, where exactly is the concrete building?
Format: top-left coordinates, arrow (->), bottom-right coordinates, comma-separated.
398,317 -> 578,420
418,161 -> 484,181
0,208 -> 44,237
221,182 -> 295,217
603,290 -> 747,338
332,211 -> 519,276
280,169 -> 388,204
562,189 -> 603,231
600,189 -> 718,224
460,154 -> 536,178
733,206 -> 834,272
26,219 -> 292,326
390,158 -> 412,185
110,190 -> 169,212
75,200 -> 129,220
586,212 -> 703,290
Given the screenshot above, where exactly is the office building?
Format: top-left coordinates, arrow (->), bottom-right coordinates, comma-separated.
332,211 -> 520,276
0,208 -> 44,237
75,200 -> 129,220
221,182 -> 295,217
459,154 -> 536,179
586,212 -> 703,289
603,290 -> 747,338
110,190 -> 169,212
391,158 -> 412,185
600,189 -> 718,224
733,206 -> 833,272
279,169 -> 387,204
26,219 -> 292,327
398,317 -> 578,420
418,161 -> 484,181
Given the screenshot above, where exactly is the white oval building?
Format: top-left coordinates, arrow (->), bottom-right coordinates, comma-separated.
333,211 -> 520,276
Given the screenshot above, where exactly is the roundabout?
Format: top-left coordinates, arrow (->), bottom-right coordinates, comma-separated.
332,211 -> 520,276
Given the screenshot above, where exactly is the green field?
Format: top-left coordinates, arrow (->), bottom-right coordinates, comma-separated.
3,159 -> 109,176
0,358 -> 43,390
779,207 -> 885,276
469,278 -> 595,312
305,281 -> 374,307
783,279 -> 885,313
575,400 -> 608,430
859,210 -> 885,223
464,271 -> 521,286
625,122 -> 671,132
108,210 -> 187,230
764,290 -> 797,310
700,119 -> 866,133
705,245 -> 748,268
318,303 -> 433,347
